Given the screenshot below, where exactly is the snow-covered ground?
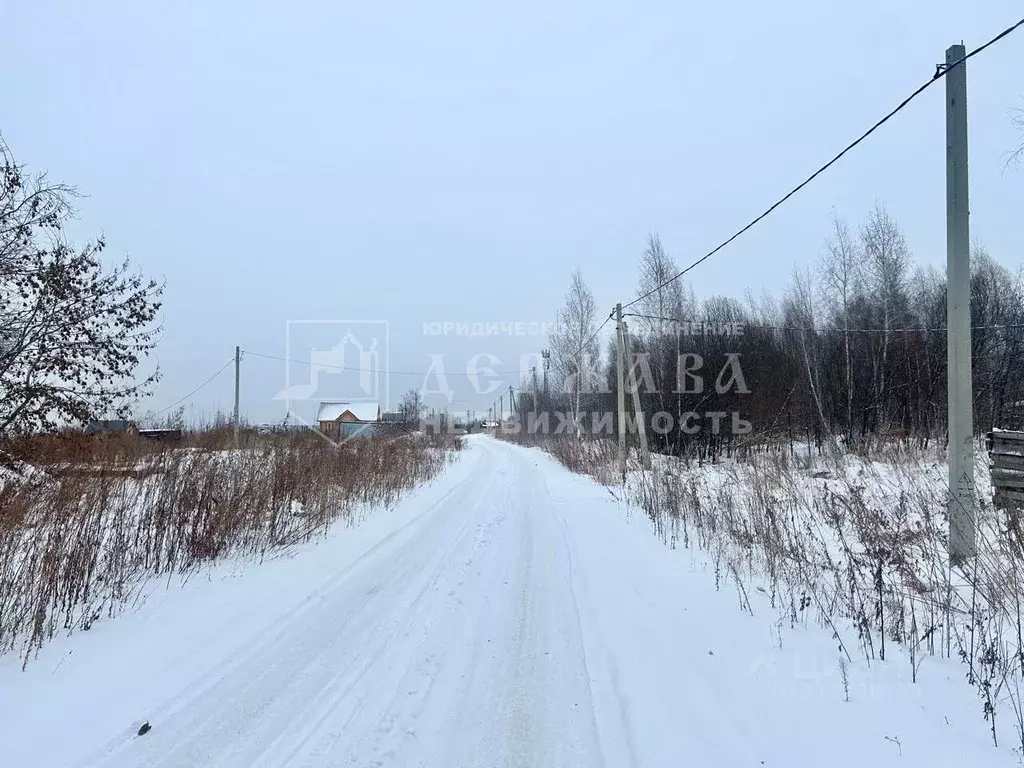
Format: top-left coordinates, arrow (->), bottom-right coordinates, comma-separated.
0,436 -> 1013,766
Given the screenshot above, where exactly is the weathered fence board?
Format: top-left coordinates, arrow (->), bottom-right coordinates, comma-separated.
989,430 -> 1024,442
991,453 -> 1024,472
995,488 -> 1024,505
990,469 -> 1024,488
988,431 -> 1024,510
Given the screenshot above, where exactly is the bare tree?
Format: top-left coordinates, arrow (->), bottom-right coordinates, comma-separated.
636,233 -> 687,419
820,211 -> 861,440
970,246 -> 1024,432
637,234 -> 686,328
0,137 -> 162,437
784,266 -> 828,433
399,388 -> 426,423
1005,101 -> 1024,172
550,269 -> 600,437
860,203 -> 910,430
532,205 -> 1024,454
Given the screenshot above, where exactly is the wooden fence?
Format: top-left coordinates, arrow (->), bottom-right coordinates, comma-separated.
987,430 -> 1024,510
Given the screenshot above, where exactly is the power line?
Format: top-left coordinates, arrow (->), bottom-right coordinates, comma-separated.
550,311 -> 615,375
621,14 -> 1024,313
148,358 -> 234,416
243,349 -> 531,377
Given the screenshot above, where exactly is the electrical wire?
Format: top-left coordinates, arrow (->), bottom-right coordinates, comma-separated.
147,358 -> 234,416
621,15 -> 1024,313
142,19 -> 1024,426
548,311 -> 615,375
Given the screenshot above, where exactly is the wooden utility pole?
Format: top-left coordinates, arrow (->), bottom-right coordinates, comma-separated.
233,345 -> 241,447
946,42 -> 976,562
616,303 -> 627,481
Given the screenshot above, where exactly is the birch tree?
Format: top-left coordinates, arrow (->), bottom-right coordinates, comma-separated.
785,267 -> 828,434
636,233 -> 686,417
820,212 -> 861,441
1006,102 -> 1024,171
860,203 -> 910,431
550,269 -> 600,438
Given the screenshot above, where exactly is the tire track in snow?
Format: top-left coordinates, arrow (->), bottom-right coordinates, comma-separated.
85,445 -> 498,768
74,439 -> 622,768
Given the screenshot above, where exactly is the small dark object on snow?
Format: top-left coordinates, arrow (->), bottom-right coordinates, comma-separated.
137,722 -> 151,736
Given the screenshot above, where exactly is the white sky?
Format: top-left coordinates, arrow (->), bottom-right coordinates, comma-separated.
3,1 -> 1022,422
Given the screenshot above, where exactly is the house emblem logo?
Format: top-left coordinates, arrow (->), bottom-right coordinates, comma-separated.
275,320 -> 390,423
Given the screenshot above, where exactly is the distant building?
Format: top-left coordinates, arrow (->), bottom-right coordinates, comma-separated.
255,423 -> 313,436
138,427 -> 183,442
317,402 -> 381,440
85,420 -> 137,436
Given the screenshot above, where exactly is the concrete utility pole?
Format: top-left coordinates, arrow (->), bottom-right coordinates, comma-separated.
233,345 -> 241,447
509,385 -> 515,415
621,319 -> 651,469
499,394 -> 504,424
946,43 -> 976,562
616,304 -> 627,481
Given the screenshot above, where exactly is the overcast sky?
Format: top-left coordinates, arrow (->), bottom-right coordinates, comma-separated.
3,1 -> 1023,423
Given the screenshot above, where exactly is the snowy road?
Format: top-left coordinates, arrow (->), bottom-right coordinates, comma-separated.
0,436 -> 1014,767
95,436 -> 607,767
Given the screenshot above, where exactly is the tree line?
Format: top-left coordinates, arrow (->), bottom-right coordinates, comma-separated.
525,205 -> 1024,457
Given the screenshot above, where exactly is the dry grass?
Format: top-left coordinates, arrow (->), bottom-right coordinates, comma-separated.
497,431 -> 620,485
0,428 -> 462,666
